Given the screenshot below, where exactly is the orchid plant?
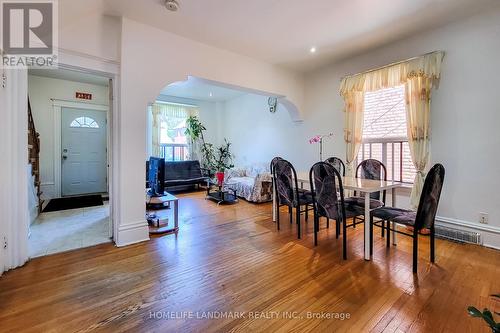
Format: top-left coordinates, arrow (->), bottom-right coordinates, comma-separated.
309,133 -> 334,161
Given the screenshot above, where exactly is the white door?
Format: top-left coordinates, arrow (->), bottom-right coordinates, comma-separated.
61,107 -> 107,196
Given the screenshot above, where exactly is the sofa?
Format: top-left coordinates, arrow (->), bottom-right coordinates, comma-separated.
146,160 -> 210,189
224,164 -> 273,203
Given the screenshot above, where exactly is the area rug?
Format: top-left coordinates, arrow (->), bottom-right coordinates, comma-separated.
42,195 -> 104,212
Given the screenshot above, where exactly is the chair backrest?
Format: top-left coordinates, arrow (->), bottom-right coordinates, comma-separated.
273,159 -> 299,207
309,162 -> 346,221
270,157 -> 283,174
414,164 -> 445,230
356,159 -> 387,202
325,157 -> 346,176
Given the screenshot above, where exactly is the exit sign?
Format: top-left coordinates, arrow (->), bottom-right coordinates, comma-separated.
76,92 -> 92,100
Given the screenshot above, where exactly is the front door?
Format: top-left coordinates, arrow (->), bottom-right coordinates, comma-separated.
61,107 -> 107,196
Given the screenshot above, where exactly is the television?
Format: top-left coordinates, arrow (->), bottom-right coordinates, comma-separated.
148,157 -> 165,197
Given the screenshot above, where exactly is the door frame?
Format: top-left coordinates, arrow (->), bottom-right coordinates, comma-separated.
52,100 -> 109,198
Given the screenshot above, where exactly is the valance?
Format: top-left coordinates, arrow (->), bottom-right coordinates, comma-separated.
340,51 -> 444,96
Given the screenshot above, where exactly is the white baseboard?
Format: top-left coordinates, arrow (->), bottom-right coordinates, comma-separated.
436,216 -> 500,250
116,220 -> 150,247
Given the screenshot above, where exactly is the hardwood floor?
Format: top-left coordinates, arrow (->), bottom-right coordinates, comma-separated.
0,191 -> 499,332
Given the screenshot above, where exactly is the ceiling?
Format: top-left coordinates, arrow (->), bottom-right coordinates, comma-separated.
102,0 -> 499,72
29,68 -> 109,86
159,77 -> 247,102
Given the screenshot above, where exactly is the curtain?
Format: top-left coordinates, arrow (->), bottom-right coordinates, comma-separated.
343,91 -> 365,177
151,104 -> 161,157
405,76 -> 432,208
340,51 -> 444,205
150,102 -> 199,158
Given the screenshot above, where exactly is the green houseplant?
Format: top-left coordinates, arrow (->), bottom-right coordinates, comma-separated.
467,294 -> 500,333
185,116 -> 234,182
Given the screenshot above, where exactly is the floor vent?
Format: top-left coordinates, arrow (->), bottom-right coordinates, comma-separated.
435,225 -> 481,245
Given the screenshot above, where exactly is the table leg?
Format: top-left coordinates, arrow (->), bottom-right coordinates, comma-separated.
392,188 -> 397,245
364,193 -> 371,260
174,200 -> 179,232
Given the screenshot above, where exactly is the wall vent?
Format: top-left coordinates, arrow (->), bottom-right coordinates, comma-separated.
435,225 -> 481,245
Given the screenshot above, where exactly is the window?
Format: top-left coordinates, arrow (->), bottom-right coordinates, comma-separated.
356,85 -> 416,183
152,102 -> 198,161
70,116 -> 99,128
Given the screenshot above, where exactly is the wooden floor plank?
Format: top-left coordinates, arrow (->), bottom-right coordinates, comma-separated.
0,191 -> 498,333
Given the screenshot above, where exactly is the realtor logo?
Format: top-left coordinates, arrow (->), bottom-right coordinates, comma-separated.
1,0 -> 58,68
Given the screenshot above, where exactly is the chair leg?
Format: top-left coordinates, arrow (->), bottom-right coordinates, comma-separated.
381,220 -> 385,237
386,221 -> 391,248
305,206 -> 309,222
413,229 -> 419,274
335,219 -> 339,239
289,206 -> 293,225
277,205 -> 280,230
296,207 -> 301,239
430,224 -> 435,263
326,218 -> 330,228
342,217 -> 347,260
370,215 -> 373,255
314,212 -> 318,246
353,216 -> 356,228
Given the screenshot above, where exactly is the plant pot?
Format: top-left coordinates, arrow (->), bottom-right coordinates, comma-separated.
216,172 -> 224,186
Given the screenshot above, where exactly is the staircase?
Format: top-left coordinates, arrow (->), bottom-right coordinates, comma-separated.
28,99 -> 43,213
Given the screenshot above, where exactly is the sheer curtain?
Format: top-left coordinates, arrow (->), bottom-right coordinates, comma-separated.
340,51 -> 444,207
343,91 -> 365,177
405,75 -> 433,208
150,102 -> 199,158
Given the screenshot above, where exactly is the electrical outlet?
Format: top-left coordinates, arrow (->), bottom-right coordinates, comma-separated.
479,212 -> 489,224
3,236 -> 7,249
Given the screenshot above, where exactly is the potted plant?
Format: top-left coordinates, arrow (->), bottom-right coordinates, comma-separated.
207,139 -> 234,185
185,116 -> 207,161
467,294 -> 500,332
185,117 -> 235,183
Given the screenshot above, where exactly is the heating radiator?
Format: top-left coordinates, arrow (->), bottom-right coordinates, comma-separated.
435,225 -> 481,245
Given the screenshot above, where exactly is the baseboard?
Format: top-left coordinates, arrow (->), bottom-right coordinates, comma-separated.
116,220 -> 150,247
436,216 -> 500,250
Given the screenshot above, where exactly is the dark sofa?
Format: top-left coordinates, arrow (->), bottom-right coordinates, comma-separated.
146,160 -> 210,189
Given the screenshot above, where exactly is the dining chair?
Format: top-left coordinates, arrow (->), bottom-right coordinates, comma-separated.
270,156 -> 286,219
325,157 -> 346,176
345,159 -> 388,242
309,162 -> 364,258
273,159 -> 314,239
371,164 -> 445,273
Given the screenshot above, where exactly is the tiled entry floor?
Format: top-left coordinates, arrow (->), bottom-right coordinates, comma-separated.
29,203 -> 111,258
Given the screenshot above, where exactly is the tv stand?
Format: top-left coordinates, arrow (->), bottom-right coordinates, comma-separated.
146,190 -> 179,234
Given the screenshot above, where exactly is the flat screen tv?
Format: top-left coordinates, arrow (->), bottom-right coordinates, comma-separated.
148,157 -> 165,197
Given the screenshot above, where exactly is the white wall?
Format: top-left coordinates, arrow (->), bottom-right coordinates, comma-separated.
116,17 -> 305,246
28,75 -> 109,199
221,9 -> 500,248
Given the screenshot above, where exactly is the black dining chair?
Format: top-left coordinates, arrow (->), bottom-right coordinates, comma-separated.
325,157 -> 346,176
309,162 -> 364,258
371,164 -> 445,273
323,156 -> 347,229
345,159 -> 388,242
273,159 -> 314,239
270,157 -> 285,219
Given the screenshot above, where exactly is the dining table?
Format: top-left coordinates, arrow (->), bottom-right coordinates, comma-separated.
272,172 -> 406,260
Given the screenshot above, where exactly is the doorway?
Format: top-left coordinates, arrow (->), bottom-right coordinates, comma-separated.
27,68 -> 113,257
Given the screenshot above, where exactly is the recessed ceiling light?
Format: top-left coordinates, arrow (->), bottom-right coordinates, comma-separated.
310,47 -> 317,54
165,0 -> 180,11
209,92 -> 213,97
